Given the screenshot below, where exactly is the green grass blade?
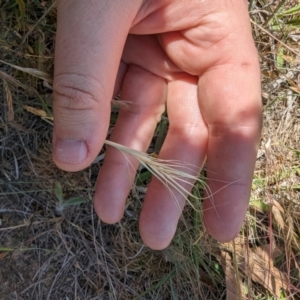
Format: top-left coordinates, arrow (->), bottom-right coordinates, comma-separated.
54,181 -> 63,202
277,4 -> 300,16
60,196 -> 87,208
15,0 -> 25,20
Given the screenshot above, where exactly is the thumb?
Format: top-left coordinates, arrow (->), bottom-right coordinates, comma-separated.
52,0 -> 143,171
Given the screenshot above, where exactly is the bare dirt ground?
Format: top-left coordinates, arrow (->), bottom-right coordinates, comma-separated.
0,1 -> 300,299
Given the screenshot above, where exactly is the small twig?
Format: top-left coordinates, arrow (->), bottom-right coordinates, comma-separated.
0,218 -> 62,231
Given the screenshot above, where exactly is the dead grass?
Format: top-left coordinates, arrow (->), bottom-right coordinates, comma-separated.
0,0 -> 300,299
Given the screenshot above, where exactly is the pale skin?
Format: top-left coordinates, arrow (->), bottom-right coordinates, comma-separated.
52,0 -> 262,250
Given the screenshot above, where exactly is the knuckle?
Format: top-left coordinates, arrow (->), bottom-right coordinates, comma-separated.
53,73 -> 105,111
208,121 -> 261,139
169,121 -> 206,140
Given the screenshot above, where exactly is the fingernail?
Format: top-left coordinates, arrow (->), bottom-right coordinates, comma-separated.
54,138 -> 87,164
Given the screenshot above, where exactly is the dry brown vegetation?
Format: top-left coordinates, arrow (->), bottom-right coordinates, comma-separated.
0,1 -> 300,299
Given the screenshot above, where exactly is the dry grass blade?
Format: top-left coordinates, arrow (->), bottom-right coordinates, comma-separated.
0,70 -> 28,90
0,60 -> 53,83
218,251 -> 244,300
24,105 -> 53,125
3,79 -> 14,122
24,105 -> 51,119
272,201 -> 285,230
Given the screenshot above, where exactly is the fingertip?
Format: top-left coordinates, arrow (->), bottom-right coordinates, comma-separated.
93,169 -> 128,225
93,197 -> 124,225
142,239 -> 172,251
139,187 -> 179,250
94,204 -> 123,225
139,218 -> 174,250
204,215 -> 241,243
202,190 -> 248,243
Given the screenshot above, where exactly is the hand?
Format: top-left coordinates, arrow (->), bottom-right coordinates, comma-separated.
52,0 -> 262,250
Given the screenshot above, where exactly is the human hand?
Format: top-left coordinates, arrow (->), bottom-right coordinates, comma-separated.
52,0 -> 262,250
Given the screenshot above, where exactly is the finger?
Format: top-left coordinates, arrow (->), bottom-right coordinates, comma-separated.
52,0 -> 143,172
94,65 -> 167,224
139,75 -> 208,250
199,53 -> 262,242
